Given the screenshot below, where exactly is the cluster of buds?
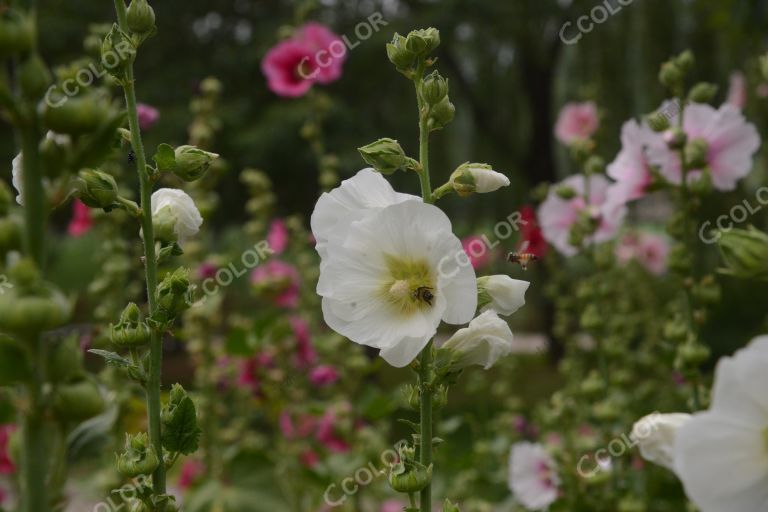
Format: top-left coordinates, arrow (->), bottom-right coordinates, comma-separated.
116,432 -> 160,478
387,441 -> 433,493
0,259 -> 70,336
151,268 -> 194,327
386,28 -> 440,78
111,302 -> 151,347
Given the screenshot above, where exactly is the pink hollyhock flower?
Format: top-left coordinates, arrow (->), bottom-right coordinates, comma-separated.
615,231 -> 670,276
726,71 -> 747,110
300,449 -> 320,468
647,103 -> 760,191
250,260 -> 300,308
381,500 -> 406,512
290,316 -> 318,369
537,175 -> 627,257
267,218 -> 289,255
295,22 -> 347,85
197,262 -> 218,280
309,365 -> 339,387
316,411 -> 350,453
137,103 -> 160,131
262,39 -> 318,98
606,120 -> 663,203
554,101 -> 599,145
280,412 -> 317,440
518,205 -> 548,258
67,199 -> 93,237
178,459 -> 205,490
508,442 -> 560,510
236,358 -> 261,394
461,235 -> 491,269
0,425 -> 15,475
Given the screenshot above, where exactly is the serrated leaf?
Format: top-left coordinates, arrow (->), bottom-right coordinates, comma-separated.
161,395 -> 201,455
0,336 -> 31,385
154,143 -> 176,172
88,349 -> 133,369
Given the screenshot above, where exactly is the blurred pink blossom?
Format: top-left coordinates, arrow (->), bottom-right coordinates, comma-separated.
316,410 -> 350,453
606,120 -> 662,203
67,199 -> 93,237
537,175 -> 627,257
461,235 -> 492,269
726,71 -> 747,110
267,218 -> 289,255
197,262 -> 218,280
291,316 -> 317,369
309,365 -> 339,387
554,101 -> 599,145
0,425 -> 16,475
178,459 -> 205,490
296,23 -> 347,84
301,449 -> 320,468
137,103 -> 160,130
251,260 -> 300,308
615,231 -> 670,275
380,500 -> 406,512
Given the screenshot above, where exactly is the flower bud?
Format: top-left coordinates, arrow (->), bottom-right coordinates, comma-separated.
717,227 -> 768,280
150,188 -> 203,245
152,268 -> 193,325
171,145 -> 219,182
580,304 -> 602,331
127,0 -> 156,35
78,169 -> 119,209
0,218 -> 22,255
664,128 -> 687,150
645,111 -> 670,133
688,82 -> 718,103
440,310 -> 514,370
659,61 -> 683,90
668,243 -> 692,275
631,413 -> 691,471
388,442 -> 432,493
386,33 -> 417,72
52,377 -> 105,421
48,336 -> 85,384
442,500 -> 461,512
429,95 -> 455,130
683,138 -> 709,169
477,275 -> 528,316
116,432 -> 160,478
556,186 -> 577,200
357,138 -> 408,175
111,302 -> 151,347
101,24 -> 136,80
19,53 -> 52,101
404,28 -> 440,56
584,155 -> 606,175
0,261 -> 70,335
675,50 -> 695,73
449,163 -> 510,196
0,10 -> 34,58
422,71 -> 448,105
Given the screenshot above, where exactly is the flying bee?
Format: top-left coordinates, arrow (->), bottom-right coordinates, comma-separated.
507,252 -> 539,271
413,286 -> 434,306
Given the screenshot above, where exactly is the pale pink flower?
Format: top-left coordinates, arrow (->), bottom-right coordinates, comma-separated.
726,71 -> 747,110
554,101 -> 599,145
537,175 -> 627,257
279,412 -> 317,440
250,260 -> 300,308
67,199 -> 94,237
137,103 -> 159,131
509,442 -> 560,510
615,231 -> 671,275
267,218 -> 289,255
309,365 -> 339,387
606,120 -> 663,203
290,316 -> 318,369
380,499 -> 406,512
295,22 -> 347,85
178,459 -> 205,490
461,235 -> 492,269
647,103 -> 760,191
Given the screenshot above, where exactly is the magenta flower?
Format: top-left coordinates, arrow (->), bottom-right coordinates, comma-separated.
250,260 -> 300,308
537,175 -> 627,257
300,449 -> 320,468
295,22 -> 347,85
236,358 -> 261,394
647,103 -> 760,191
290,316 -> 318,369
554,101 -> 599,145
197,262 -> 218,280
461,235 -> 492,269
0,424 -> 15,475
137,103 -> 160,131
178,459 -> 205,490
309,365 -> 339,387
267,218 -> 289,255
615,231 -> 670,276
726,71 -> 747,110
606,120 -> 662,204
316,411 -> 350,453
67,199 -> 93,237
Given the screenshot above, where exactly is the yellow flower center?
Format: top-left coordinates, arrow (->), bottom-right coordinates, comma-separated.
382,255 -> 435,316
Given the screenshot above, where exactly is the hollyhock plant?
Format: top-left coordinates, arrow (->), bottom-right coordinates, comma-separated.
537,174 -> 627,257
295,22 -> 347,85
137,103 -> 160,130
554,101 -> 599,145
477,275 -> 529,316
615,230 -> 671,275
646,103 -> 760,190
150,188 -> 204,244
267,218 -> 289,254
67,199 -> 94,237
508,442 -> 560,510
673,336 -> 768,512
251,260 -> 301,308
606,119 -> 662,203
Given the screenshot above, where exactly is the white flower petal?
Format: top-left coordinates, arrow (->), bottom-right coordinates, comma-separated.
509,442 -> 559,511
631,412 -> 691,471
480,275 -> 529,316
150,188 -> 203,243
470,167 -> 510,193
11,153 -> 23,206
442,310 -> 514,369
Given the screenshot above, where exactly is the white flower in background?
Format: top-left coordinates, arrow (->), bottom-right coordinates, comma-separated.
10,131 -> 68,206
478,275 -> 529,316
311,168 -> 418,261
508,441 -> 560,511
631,412 -> 691,471
315,199 -> 477,368
441,310 -> 515,370
449,163 -> 510,195
674,336 -> 768,512
150,188 -> 203,244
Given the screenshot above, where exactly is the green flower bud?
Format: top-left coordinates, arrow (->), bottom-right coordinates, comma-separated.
48,336 -> 85,384
659,61 -> 683,90
584,155 -> 606,175
153,268 -> 193,325
688,82 -> 718,104
111,302 -> 151,347
386,33 -> 417,72
357,138 -> 408,175
429,95 -> 455,130
172,145 -> 219,182
668,243 -> 692,275
52,377 -> 105,421
0,218 -> 22,255
693,275 -> 721,305
101,24 -> 136,80
555,186 -> 577,200
42,92 -> 112,135
645,111 -> 670,133
19,53 -> 52,101
116,432 -> 160,478
675,341 -> 710,369
78,169 -> 119,209
442,499 -> 461,512
684,138 -> 709,169
665,127 -> 687,150
127,0 -> 156,35
422,71 -> 449,105
388,442 -> 433,493
592,399 -> 620,422
0,261 -> 70,335
718,227 -> 768,280
0,10 -> 34,58
663,316 -> 689,343
405,28 -> 440,56
675,50 -> 695,73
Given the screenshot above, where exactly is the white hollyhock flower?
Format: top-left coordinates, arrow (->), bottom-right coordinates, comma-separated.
478,275 -> 529,316
150,188 -> 203,244
450,163 -> 510,195
631,412 -> 691,471
315,199 -> 477,368
442,310 -> 514,370
10,132 -> 69,206
508,442 -> 560,511
674,336 -> 768,512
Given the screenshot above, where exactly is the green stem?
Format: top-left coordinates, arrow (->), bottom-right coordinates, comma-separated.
113,0 -> 167,502
21,337 -> 47,512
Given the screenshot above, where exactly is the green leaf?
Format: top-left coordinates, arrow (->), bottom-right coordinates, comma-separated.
161,395 -> 201,455
0,335 -> 31,386
87,349 -> 133,369
153,143 -> 176,172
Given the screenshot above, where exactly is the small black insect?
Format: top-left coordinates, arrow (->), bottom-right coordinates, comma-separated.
128,150 -> 136,163
507,252 -> 539,271
413,286 -> 434,306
